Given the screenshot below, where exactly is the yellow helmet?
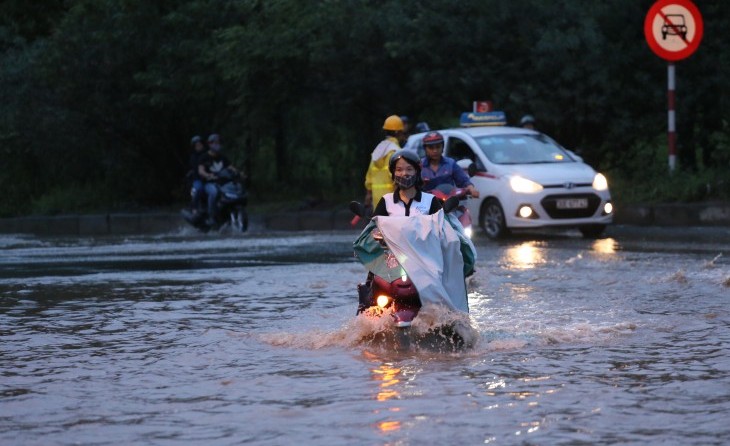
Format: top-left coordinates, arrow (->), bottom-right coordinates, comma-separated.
382,115 -> 404,131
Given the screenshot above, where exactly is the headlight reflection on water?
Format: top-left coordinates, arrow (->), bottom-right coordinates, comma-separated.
372,362 -> 401,402
502,242 -> 546,270
592,238 -> 618,254
378,420 -> 401,432
367,357 -> 404,433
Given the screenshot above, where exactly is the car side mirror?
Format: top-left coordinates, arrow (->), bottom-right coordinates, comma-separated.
456,159 -> 477,177
349,201 -> 366,217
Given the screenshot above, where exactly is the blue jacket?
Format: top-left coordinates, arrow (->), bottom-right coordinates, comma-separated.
420,156 -> 473,192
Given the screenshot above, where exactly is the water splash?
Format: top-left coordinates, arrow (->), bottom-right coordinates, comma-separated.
260,305 -> 480,353
668,270 -> 688,284
703,253 -> 723,269
538,321 -> 637,345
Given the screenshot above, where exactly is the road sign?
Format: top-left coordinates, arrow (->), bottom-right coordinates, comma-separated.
644,0 -> 703,61
472,101 -> 493,113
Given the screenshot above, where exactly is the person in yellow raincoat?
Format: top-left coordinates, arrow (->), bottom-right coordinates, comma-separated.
364,115 -> 405,209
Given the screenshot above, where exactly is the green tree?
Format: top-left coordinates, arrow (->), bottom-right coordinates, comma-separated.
0,0 -> 728,216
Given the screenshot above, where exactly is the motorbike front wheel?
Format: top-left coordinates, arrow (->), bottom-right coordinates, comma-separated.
395,328 -> 411,351
230,208 -> 248,232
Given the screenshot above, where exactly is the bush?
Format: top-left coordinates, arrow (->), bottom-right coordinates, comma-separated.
608,133 -> 730,205
30,183 -> 117,215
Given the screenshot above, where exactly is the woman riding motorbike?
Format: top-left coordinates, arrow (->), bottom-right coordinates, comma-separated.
355,150 -> 476,316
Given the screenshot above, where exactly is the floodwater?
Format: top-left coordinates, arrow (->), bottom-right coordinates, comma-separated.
1,226 -> 729,445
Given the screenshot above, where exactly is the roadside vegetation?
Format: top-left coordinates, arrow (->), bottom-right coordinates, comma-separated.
1,0 -> 728,217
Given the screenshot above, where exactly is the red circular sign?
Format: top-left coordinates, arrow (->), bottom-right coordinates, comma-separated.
644,0 -> 703,61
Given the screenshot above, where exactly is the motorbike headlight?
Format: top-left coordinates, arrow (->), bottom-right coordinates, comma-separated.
593,173 -> 609,191
510,176 -> 543,193
376,295 -> 390,308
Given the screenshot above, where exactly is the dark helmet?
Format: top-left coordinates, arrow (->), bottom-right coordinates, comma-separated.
389,149 -> 421,174
207,133 -> 221,144
520,115 -> 535,126
190,135 -> 202,146
422,131 -> 444,147
415,122 -> 430,133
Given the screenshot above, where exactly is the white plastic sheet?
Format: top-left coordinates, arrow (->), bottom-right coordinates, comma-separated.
374,211 -> 469,313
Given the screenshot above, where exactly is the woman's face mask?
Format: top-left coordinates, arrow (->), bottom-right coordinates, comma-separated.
393,157 -> 418,189
394,174 -> 417,189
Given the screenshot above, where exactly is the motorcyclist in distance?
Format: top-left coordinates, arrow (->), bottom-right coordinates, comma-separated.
187,135 -> 206,215
419,131 -> 479,199
198,134 -> 238,227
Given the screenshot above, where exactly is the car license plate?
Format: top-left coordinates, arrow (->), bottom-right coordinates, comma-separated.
556,198 -> 588,209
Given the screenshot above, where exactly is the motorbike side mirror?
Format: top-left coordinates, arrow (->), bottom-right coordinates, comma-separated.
467,163 -> 477,177
443,196 -> 460,214
456,159 -> 478,177
349,201 -> 366,217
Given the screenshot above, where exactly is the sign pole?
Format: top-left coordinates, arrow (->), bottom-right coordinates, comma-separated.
667,62 -> 676,172
644,0 -> 703,173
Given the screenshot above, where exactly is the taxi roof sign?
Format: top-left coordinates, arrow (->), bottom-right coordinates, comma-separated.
460,111 -> 507,127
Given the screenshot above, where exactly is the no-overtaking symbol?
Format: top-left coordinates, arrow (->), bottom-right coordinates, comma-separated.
644,0 -> 703,61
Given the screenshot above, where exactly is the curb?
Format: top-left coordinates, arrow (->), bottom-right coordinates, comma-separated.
614,202 -> 730,226
1,203 -> 729,236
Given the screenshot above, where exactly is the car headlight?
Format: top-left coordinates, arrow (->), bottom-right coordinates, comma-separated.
593,173 -> 609,191
510,176 -> 543,193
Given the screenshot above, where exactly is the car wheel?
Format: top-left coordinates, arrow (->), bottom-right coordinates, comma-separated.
579,224 -> 606,239
479,198 -> 509,239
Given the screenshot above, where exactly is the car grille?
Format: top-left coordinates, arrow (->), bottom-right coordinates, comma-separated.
541,193 -> 601,219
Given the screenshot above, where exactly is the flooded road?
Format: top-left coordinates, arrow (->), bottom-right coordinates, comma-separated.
1,227 -> 729,445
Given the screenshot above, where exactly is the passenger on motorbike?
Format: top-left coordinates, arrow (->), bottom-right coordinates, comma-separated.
420,131 -> 479,199
198,134 -> 238,227
187,135 -> 206,214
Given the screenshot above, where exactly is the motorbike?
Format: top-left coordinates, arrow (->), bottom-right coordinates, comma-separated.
181,167 -> 248,233
350,198 -> 477,351
429,183 -> 474,238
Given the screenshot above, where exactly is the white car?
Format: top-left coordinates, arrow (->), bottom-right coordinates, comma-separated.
404,123 -> 613,239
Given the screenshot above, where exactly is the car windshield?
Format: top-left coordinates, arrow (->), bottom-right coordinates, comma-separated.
475,133 -> 574,164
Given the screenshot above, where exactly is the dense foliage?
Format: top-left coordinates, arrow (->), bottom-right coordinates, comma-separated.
1,0 -> 728,216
